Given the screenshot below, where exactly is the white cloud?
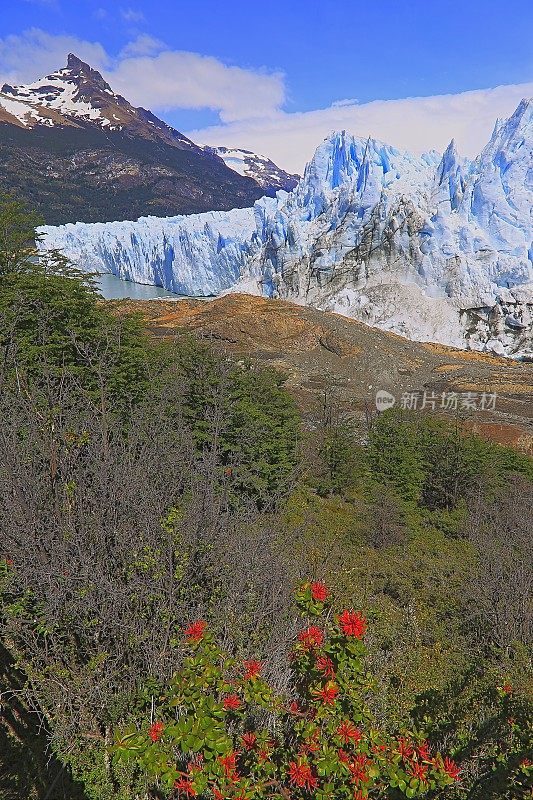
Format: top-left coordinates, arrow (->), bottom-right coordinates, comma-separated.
189,82 -> 533,172
332,98 -> 358,107
108,51 -> 285,121
0,29 -> 108,86
119,34 -> 165,58
120,7 -> 146,23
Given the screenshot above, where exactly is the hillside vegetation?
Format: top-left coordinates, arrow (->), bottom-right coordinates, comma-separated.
0,195 -> 531,800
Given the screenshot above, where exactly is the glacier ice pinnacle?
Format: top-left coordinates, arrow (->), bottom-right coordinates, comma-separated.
39,99 -> 533,356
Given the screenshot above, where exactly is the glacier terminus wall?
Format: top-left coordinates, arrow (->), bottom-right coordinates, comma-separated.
39,99 -> 533,357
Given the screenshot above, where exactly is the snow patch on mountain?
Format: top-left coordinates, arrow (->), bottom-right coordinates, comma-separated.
204,146 -> 299,194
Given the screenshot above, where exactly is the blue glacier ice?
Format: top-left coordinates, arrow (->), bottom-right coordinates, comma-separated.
39,99 -> 533,354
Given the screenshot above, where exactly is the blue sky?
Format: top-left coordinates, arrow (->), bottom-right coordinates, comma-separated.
2,0 -> 532,170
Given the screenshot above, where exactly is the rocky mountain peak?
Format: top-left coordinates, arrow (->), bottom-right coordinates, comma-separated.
63,53 -> 116,95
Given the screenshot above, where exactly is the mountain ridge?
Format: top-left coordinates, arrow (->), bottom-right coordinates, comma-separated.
0,54 -> 291,224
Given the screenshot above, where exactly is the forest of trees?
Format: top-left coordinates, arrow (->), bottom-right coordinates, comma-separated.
0,194 -> 531,800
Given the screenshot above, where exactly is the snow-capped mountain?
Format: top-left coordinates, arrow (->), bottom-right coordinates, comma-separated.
0,55 -> 267,224
0,53 -> 197,146
203,146 -> 299,194
39,98 -> 533,356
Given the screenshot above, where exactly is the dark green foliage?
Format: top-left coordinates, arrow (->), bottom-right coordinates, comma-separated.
367,410 -> 426,503
367,409 -> 532,512
176,338 -> 301,505
0,267 -> 150,414
0,192 -> 44,275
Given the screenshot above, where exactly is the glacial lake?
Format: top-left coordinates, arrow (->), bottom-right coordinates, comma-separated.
96,273 -> 182,300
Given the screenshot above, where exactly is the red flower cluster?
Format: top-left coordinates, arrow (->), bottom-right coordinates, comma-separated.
148,721 -> 164,742
223,694 -> 242,711
315,654 -> 336,678
297,626 -> 324,649
312,681 -> 339,705
183,620 -> 207,643
408,761 -> 428,782
443,757 -> 460,781
241,732 -> 257,751
337,720 -> 362,744
418,740 -> 430,761
338,610 -> 367,639
174,778 -> 197,796
257,748 -> 271,764
218,752 -> 239,782
397,737 -> 414,759
502,682 -> 513,694
288,761 -> 318,790
310,581 -> 329,602
348,754 -> 369,784
242,659 -> 262,680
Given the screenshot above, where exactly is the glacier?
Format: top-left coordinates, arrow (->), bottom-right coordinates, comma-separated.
39,98 -> 533,356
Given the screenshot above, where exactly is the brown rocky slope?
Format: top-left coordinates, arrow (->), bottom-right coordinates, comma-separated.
110,294 -> 533,452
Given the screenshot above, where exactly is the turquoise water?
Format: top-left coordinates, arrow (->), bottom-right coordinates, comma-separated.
96,273 -> 181,300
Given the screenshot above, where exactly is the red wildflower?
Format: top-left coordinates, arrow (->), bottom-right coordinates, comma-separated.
241,732 -> 257,751
242,659 -> 262,680
408,761 -> 428,782
337,748 -> 350,763
349,754 -> 369,783
507,717 -> 516,726
337,720 -> 363,745
218,752 -> 239,780
417,740 -> 430,761
222,694 -> 242,711
310,581 -> 329,601
502,682 -> 513,694
5,558 -> 13,567
443,757 -> 461,781
148,721 -> 164,742
520,758 -> 532,768
289,700 -> 301,715
287,761 -> 318,790
316,654 -> 336,678
183,620 -> 207,643
298,626 -> 324,649
338,610 -> 367,639
212,789 -> 224,800
174,778 -> 197,796
353,792 -> 365,800
258,749 -> 271,764
397,737 -> 414,759
312,681 -> 339,705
